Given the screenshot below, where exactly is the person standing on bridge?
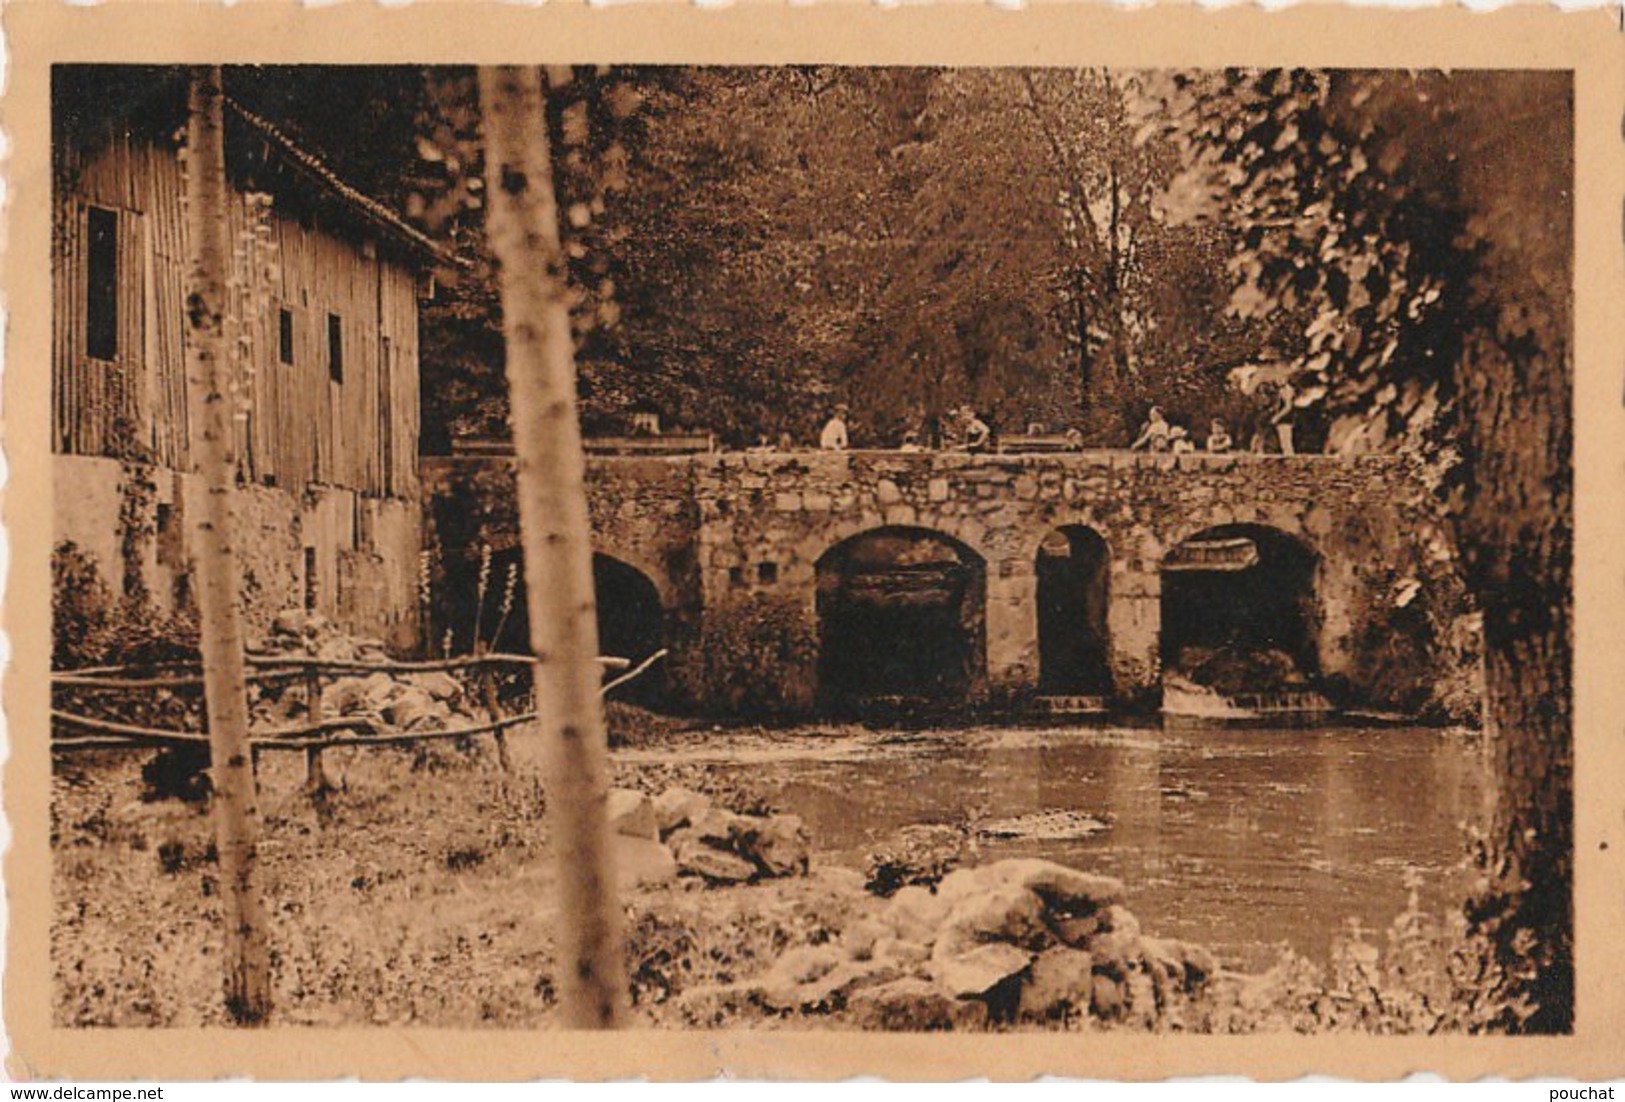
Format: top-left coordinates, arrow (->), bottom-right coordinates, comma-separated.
1272,381 -> 1297,455
1131,406 -> 1171,452
820,403 -> 851,450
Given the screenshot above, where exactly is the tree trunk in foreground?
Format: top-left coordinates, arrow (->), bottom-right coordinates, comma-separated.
1445,75 -> 1573,1034
184,65 -> 273,1026
478,65 -> 626,1029
1457,316 -> 1573,1034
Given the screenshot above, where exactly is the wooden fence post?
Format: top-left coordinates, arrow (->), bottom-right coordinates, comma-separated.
304,669 -> 330,794
479,662 -> 512,772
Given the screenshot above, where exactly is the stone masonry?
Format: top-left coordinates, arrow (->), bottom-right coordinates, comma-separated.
421,450 -> 1464,712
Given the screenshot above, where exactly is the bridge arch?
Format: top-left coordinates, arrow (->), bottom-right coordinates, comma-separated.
801,511 -> 992,579
590,543 -> 678,612
814,526 -> 986,712
1034,525 -> 1113,696
1159,523 -> 1321,695
1161,504 -> 1316,562
472,547 -> 670,705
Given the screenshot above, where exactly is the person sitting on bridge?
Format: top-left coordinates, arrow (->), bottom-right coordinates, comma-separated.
1206,418 -> 1234,454
962,408 -> 992,453
1170,425 -> 1196,454
819,403 -> 850,450
1131,406 -> 1171,452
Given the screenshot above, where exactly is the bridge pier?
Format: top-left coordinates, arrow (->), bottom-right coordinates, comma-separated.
1107,568 -> 1162,701
985,561 -> 1038,696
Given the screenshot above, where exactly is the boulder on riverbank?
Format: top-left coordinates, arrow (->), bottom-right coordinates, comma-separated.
607,785 -> 812,888
703,856 -> 1217,1029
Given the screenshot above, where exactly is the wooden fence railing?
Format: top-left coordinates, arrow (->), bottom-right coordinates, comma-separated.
51,648 -> 667,790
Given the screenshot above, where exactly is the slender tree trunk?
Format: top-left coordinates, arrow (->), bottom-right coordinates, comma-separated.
477,65 -> 626,1030
183,65 -> 273,1026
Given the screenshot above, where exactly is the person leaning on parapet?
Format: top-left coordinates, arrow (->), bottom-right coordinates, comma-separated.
962,408 -> 992,453
1130,406 -> 1171,452
1169,425 -> 1196,454
819,403 -> 851,450
1206,419 -> 1233,454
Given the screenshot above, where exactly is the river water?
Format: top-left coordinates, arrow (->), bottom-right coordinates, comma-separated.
704,722 -> 1489,972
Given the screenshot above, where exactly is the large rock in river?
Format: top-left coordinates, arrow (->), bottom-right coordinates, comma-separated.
933,883 -> 1049,957
1018,946 -> 1096,1021
994,858 -> 1123,915
881,885 -> 951,944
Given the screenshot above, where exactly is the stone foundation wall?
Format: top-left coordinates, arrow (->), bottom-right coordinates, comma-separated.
54,455 -> 422,652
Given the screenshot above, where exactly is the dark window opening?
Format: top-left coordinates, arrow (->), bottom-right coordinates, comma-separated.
278,309 -> 295,365
594,555 -> 666,706
155,503 -> 182,569
86,206 -> 119,361
327,313 -> 344,383
757,561 -> 778,585
728,566 -> 745,587
303,547 -> 318,611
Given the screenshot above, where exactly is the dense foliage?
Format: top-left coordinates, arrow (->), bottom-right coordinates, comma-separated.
223,66 -> 1289,451
1138,68 -> 1572,1032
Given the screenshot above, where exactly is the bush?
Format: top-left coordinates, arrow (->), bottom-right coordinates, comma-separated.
53,541 -> 200,670
1196,866 -> 1537,1033
670,594 -> 817,718
53,542 -> 117,670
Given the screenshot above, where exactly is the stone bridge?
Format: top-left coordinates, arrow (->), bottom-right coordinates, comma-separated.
421,450 -> 1467,715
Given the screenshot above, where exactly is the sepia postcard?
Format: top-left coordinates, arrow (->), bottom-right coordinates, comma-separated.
3,0 -> 1624,1082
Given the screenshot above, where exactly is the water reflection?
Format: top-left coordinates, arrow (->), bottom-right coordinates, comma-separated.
747,724 -> 1485,972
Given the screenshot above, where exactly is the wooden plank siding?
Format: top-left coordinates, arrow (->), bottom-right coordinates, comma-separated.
53,131 -> 422,502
